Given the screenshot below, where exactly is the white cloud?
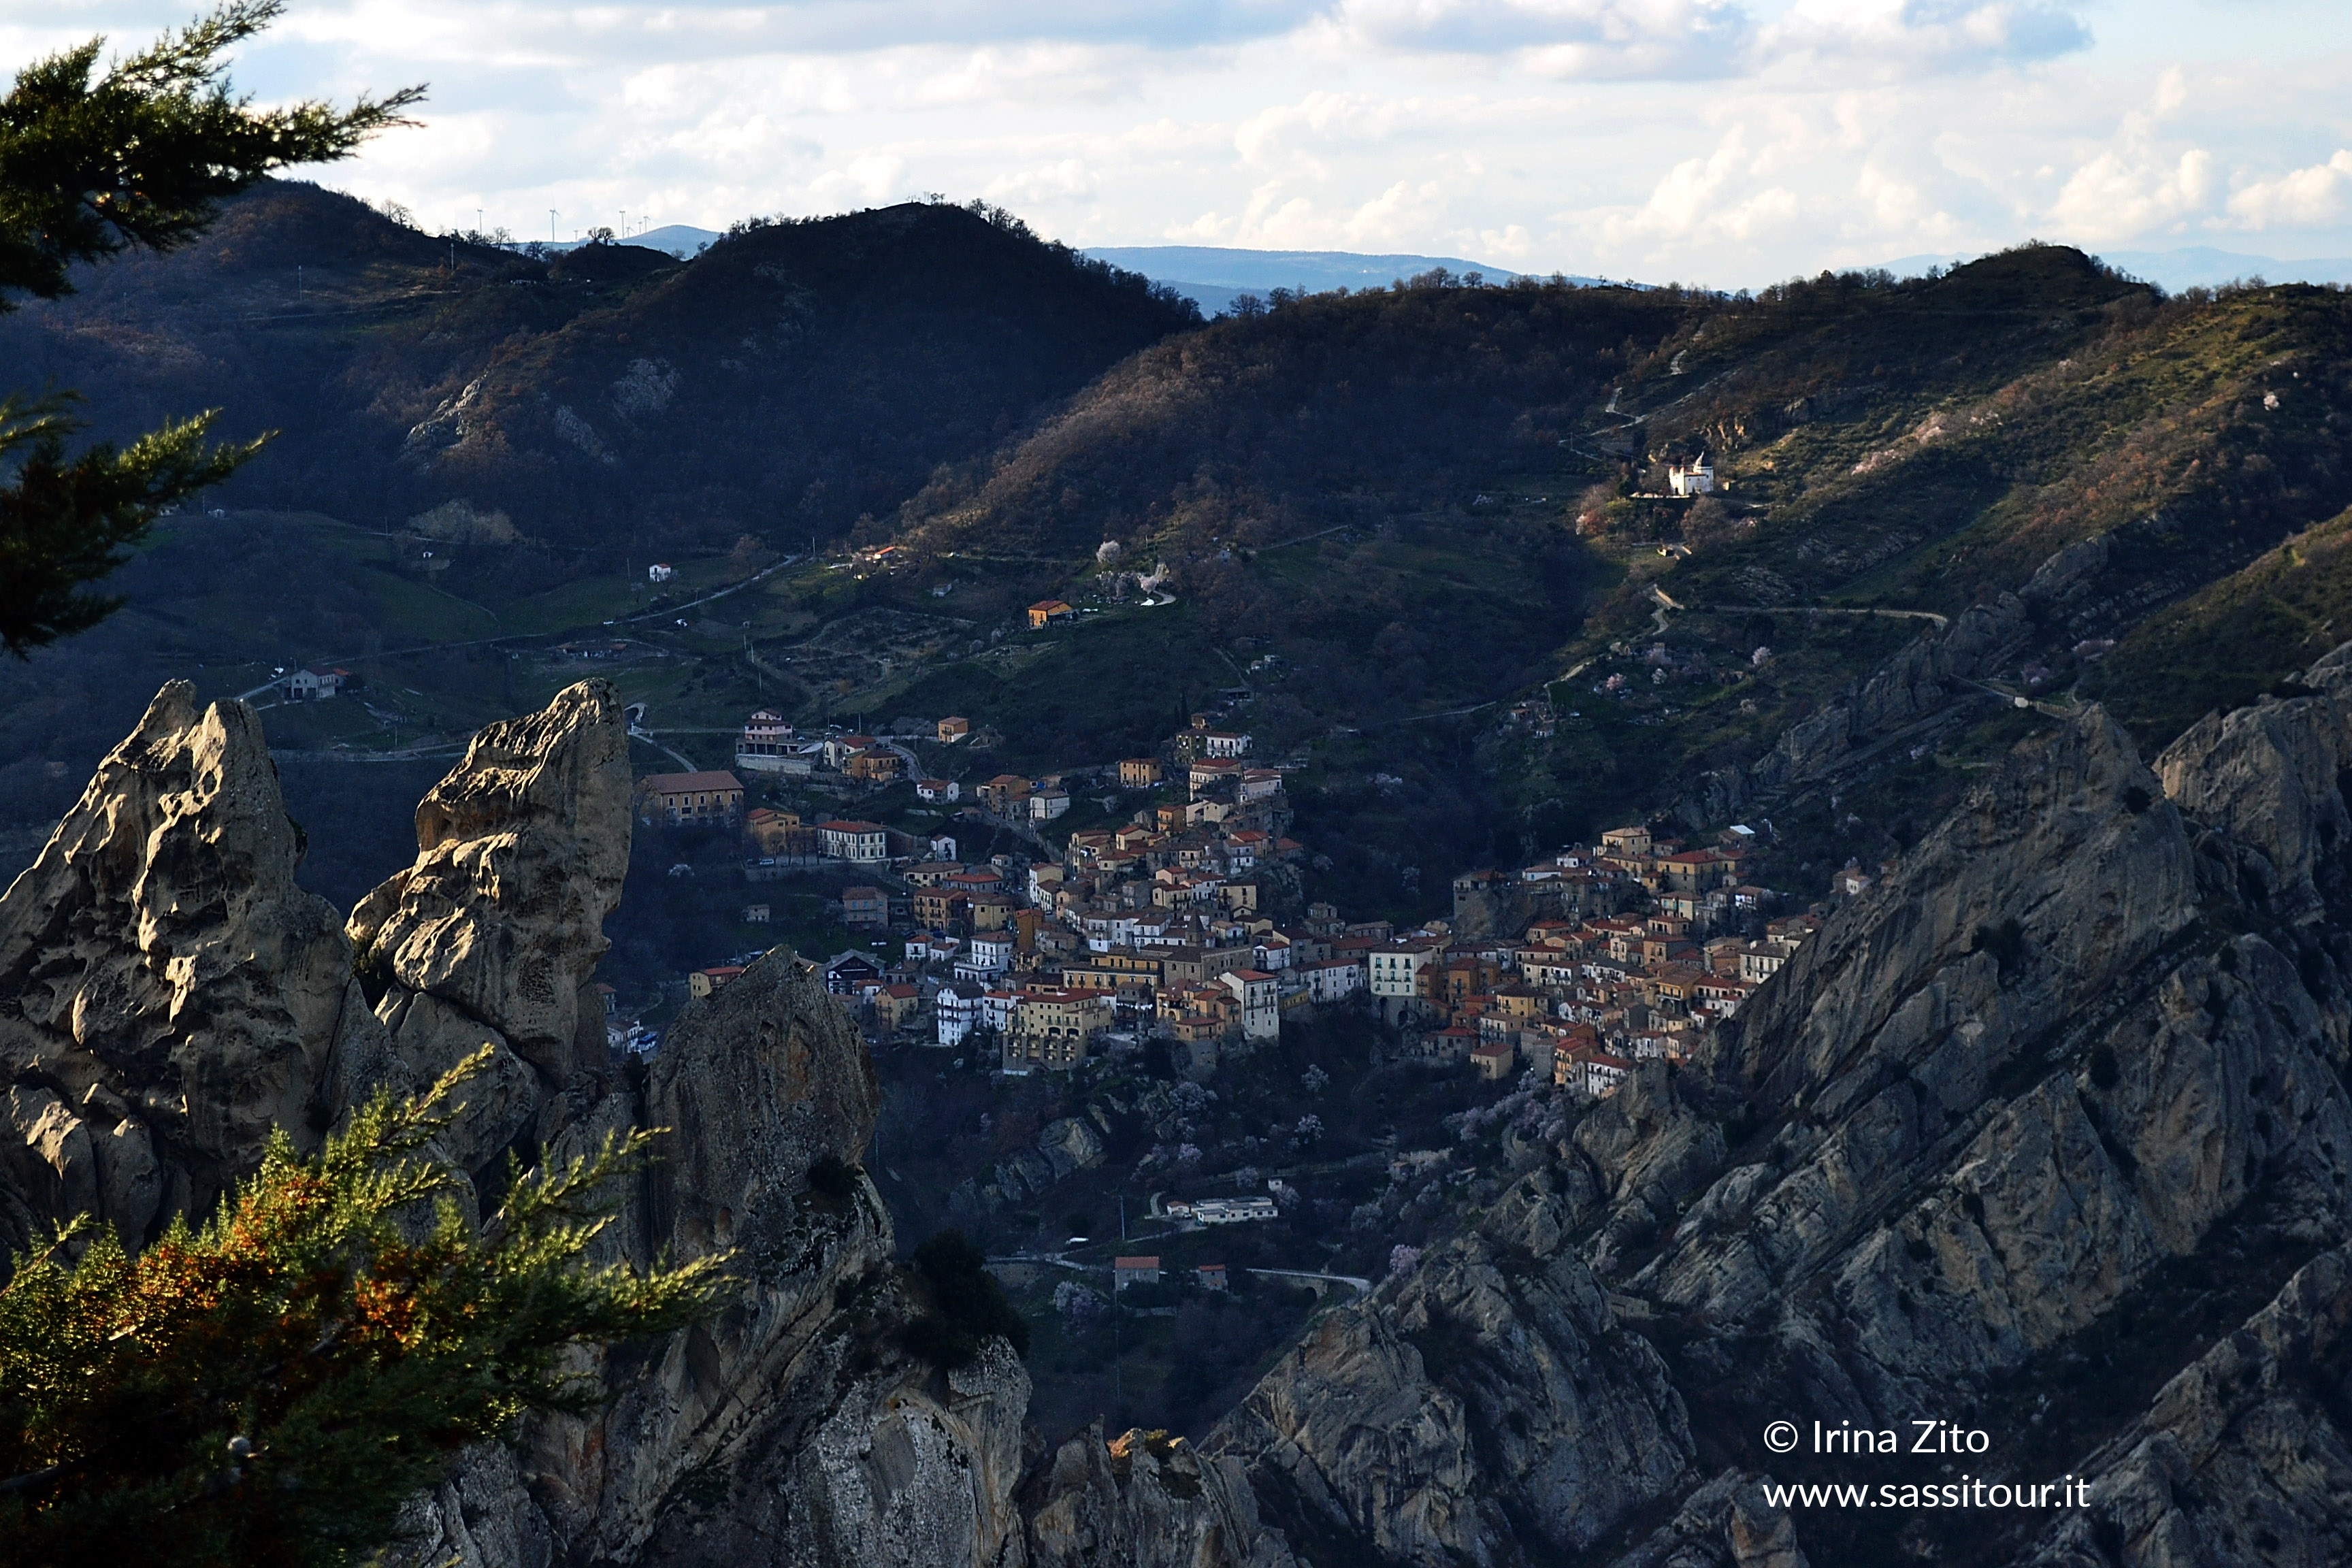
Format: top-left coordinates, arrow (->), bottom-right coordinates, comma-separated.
7,0 -> 2352,284
2042,68 -> 2218,241
1341,0 -> 1751,76
1761,1 -> 2090,73
2226,149 -> 2352,231
2049,146 -> 2214,238
807,152 -> 912,207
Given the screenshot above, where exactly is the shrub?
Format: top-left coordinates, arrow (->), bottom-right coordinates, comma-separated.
0,1047 -> 729,1568
902,1230 -> 1029,1368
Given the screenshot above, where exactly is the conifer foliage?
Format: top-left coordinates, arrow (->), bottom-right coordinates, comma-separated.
0,0 -> 422,656
0,1049 -> 730,1568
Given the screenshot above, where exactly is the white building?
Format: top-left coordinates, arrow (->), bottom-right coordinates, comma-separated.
735,709 -> 798,774
1190,1196 -> 1278,1224
1582,1051 -> 1633,1100
935,981 -> 983,1047
1219,968 -> 1281,1041
1667,457 -> 1715,497
1029,788 -> 1071,822
956,934 -> 1013,981
286,665 -> 347,700
916,778 -> 960,803
1202,731 -> 1252,758
817,819 -> 889,863
1367,940 -> 1441,1000
648,562 -> 676,582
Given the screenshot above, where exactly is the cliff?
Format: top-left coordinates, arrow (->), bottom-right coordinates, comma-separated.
0,680 -> 1032,1567
0,681 -> 375,1254
1086,640 -> 2352,1568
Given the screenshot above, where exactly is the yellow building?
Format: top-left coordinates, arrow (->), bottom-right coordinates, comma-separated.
640,770 -> 746,826
1007,988 -> 1111,1068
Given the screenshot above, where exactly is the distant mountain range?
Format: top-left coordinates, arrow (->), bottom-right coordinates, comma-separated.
561,227 -> 2352,306
546,223 -> 721,258
558,230 -> 1554,315
1079,245 -> 1561,314
1881,244 -> 2352,292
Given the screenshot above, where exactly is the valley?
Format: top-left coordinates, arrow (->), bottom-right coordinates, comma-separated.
12,179 -> 2352,1568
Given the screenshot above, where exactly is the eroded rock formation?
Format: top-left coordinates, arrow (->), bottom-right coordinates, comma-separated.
0,681 -> 1036,1568
0,682 -> 378,1254
1210,1166 -> 1695,1565
1023,1422 -> 1296,1568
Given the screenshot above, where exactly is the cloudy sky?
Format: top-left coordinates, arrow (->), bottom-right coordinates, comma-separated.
9,0 -> 2351,286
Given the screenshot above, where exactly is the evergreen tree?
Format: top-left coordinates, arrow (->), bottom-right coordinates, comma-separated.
0,1049 -> 730,1568
0,0 -> 422,656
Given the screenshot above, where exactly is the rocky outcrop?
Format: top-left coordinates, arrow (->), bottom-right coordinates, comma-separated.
349,678 -> 633,1098
0,681 -> 380,1253
1680,594 -> 2030,823
950,1113 -> 1109,1215
1023,1422 -> 1296,1568
1603,1470 -> 1812,1568
1,681 -> 1034,1568
1591,653 -> 2352,1565
2153,641 -> 2352,927
1211,1168 -> 1695,1565
1571,1060 -> 1727,1273
337,706 -> 1031,1568
2012,1244 -> 2352,1567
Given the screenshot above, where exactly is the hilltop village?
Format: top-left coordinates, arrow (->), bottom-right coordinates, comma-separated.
624,698 -> 1825,1101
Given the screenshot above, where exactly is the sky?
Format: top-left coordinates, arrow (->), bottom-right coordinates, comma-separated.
7,1 -> 2351,288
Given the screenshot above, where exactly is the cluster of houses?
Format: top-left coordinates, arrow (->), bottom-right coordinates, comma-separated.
726,710 -> 988,783
639,705 -> 1820,1103
273,664 -> 354,701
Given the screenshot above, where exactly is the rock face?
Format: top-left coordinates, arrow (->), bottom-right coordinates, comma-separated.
1576,651 -> 2352,1566
1023,1422 -> 1296,1568
348,678 -> 633,1122
0,681 -> 1034,1568
2012,1244 -> 2352,1568
1211,1168 -> 1695,1565
0,682 -> 374,1253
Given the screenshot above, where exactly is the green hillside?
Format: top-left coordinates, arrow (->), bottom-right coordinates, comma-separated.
2087,503 -> 2352,746
842,249 -> 2352,905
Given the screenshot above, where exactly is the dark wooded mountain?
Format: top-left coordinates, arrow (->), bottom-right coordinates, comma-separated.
0,182 -> 1198,556
894,274 -> 1686,561
866,246 -> 2352,905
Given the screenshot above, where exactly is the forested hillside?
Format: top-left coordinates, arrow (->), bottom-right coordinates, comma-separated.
894,275 -> 1688,561
10,211 -> 2352,923
848,247 -> 2352,906
0,183 -> 1196,559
